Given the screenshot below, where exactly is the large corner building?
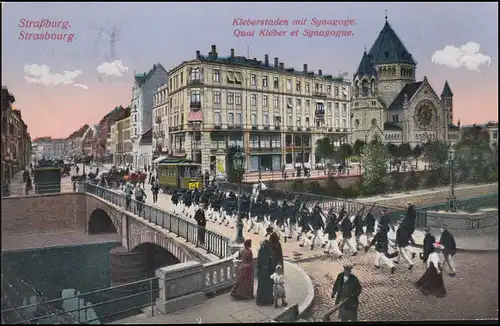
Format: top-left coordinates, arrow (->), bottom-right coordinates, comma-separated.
350,17 -> 460,146
161,45 -> 351,174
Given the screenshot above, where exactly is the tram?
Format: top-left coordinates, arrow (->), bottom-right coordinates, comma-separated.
156,158 -> 203,191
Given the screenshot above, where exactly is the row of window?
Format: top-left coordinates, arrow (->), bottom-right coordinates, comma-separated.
211,112 -> 349,128
168,66 -> 348,97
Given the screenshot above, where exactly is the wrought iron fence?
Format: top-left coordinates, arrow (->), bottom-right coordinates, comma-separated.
1,183 -> 77,198
84,183 -> 231,259
1,277 -> 159,324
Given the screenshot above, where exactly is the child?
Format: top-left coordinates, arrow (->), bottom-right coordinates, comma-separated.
270,264 -> 287,308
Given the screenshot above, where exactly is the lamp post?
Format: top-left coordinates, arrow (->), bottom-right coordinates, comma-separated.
233,147 -> 246,244
447,146 -> 457,212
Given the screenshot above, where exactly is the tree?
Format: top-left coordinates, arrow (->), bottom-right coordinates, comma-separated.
315,137 -> 334,174
352,139 -> 366,157
386,143 -> 398,165
455,138 -> 497,183
422,140 -> 448,170
360,138 -> 393,195
411,144 -> 424,169
338,143 -> 353,165
398,143 -> 412,160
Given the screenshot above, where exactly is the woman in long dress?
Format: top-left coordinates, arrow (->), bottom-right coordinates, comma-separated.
415,242 -> 447,298
231,239 -> 254,300
269,232 -> 284,274
256,240 -> 274,306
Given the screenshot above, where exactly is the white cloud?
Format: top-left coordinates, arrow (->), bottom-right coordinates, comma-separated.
96,60 -> 129,77
431,42 -> 492,71
73,84 -> 89,90
24,64 -> 82,85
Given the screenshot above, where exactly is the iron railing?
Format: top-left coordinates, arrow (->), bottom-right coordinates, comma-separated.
1,277 -> 159,324
1,183 -> 78,197
84,183 -> 231,259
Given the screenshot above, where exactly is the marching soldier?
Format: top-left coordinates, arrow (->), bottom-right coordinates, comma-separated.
297,203 -> 311,247
365,226 -> 396,274
394,222 -> 415,270
323,212 -> 342,257
339,211 -> 358,256
352,207 -> 366,250
305,205 -> 326,250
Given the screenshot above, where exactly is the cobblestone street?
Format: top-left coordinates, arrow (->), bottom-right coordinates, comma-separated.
303,251 -> 498,321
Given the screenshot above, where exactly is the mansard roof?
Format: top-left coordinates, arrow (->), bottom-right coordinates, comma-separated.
441,80 -> 453,97
368,21 -> 416,65
354,51 -> 377,79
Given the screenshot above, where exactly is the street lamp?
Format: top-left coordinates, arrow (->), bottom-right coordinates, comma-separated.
233,147 -> 246,244
447,146 -> 457,212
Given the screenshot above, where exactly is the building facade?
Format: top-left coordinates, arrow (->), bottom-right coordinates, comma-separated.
2,86 -> 32,182
350,18 -> 460,147
32,137 -> 67,159
166,45 -> 351,174
113,113 -> 133,166
138,127 -> 153,169
65,124 -> 90,159
152,84 -> 169,159
461,121 -> 498,149
130,64 -> 168,168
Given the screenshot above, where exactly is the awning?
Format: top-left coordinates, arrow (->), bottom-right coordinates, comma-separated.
188,110 -> 203,121
153,156 -> 168,164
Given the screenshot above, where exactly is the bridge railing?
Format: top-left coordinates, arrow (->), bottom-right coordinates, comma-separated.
1,182 -> 76,197
84,183 -> 231,259
1,277 -> 159,324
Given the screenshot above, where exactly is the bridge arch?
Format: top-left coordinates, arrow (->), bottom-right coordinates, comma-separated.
131,242 -> 181,277
128,230 -> 197,263
88,208 -> 118,234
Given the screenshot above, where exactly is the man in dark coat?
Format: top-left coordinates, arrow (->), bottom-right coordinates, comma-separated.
256,240 -> 274,306
378,209 -> 394,232
331,265 -> 362,321
269,232 -> 284,274
439,224 -> 457,276
420,227 -> 436,263
403,202 -> 417,235
365,226 -> 396,274
194,204 -> 207,245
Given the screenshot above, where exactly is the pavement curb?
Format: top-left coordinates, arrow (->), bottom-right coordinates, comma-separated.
283,260 -> 315,317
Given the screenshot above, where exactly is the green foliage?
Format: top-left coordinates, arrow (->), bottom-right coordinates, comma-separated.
397,143 -> 412,159
454,138 -> 498,183
361,139 -> 391,195
323,176 -> 346,197
411,144 -> 424,167
352,140 -> 366,157
291,179 -> 305,192
390,171 -> 406,192
315,137 -> 334,164
422,140 -> 448,169
338,143 -> 353,161
403,170 -> 420,191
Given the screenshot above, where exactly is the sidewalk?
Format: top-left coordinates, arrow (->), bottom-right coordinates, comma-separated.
112,260 -> 314,324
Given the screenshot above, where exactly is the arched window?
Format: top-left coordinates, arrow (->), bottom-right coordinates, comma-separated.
354,119 -> 360,128
342,119 -> 347,128
395,114 -> 399,123
371,118 -> 377,126
334,119 -> 340,128
392,114 -> 396,122
408,68 -> 413,78
361,80 -> 369,96
354,81 -> 359,97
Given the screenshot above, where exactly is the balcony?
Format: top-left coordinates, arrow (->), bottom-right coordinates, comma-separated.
297,127 -> 302,131
306,127 -> 312,131
287,126 -> 293,131
188,79 -> 203,87
190,101 -> 201,109
313,91 -> 327,98
214,124 -> 222,130
252,126 -> 258,130
192,141 -> 202,149
263,126 -> 270,130
275,125 -> 281,131
228,124 -> 243,130
155,116 -> 162,124
188,122 -> 202,131
328,127 -> 333,132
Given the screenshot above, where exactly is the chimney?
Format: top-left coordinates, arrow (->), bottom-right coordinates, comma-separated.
264,54 -> 269,66
279,62 -> 284,70
318,69 -> 322,76
230,48 -> 235,58
303,64 -> 308,72
211,45 -> 217,58
274,57 -> 279,68
196,50 -> 200,58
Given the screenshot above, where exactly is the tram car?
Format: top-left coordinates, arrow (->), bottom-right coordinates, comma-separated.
157,159 -> 203,192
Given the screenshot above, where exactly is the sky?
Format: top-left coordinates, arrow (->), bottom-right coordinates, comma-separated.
1,2 -> 498,138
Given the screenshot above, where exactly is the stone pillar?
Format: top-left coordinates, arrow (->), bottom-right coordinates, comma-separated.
156,261 -> 205,314
109,246 -> 147,291
201,132 -> 211,173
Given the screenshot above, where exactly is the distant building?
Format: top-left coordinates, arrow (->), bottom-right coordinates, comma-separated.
65,124 -> 90,159
109,108 -> 132,166
32,137 -> 68,160
152,84 -> 169,161
130,64 -> 168,168
2,86 -> 32,181
461,121 -> 498,149
350,17 -> 460,147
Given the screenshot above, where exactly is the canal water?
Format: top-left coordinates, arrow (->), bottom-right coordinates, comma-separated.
1,242 -> 152,324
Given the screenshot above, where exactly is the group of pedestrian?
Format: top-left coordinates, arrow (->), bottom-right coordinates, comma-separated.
123,181 -> 147,212
230,228 -> 286,309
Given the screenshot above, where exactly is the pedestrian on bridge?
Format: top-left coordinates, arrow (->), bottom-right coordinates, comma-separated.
135,186 -> 146,213
124,182 -> 134,210
151,181 -> 159,203
194,203 -> 207,245
231,239 -> 254,301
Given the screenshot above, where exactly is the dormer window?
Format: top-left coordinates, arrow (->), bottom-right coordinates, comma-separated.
227,71 -> 235,83
361,80 -> 369,97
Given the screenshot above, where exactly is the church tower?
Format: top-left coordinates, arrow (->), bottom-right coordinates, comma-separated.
367,14 -> 416,106
441,80 -> 454,124
351,51 -> 384,142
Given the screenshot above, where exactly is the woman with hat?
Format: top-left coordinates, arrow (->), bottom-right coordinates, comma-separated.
256,240 -> 274,306
415,241 -> 447,298
231,239 -> 255,300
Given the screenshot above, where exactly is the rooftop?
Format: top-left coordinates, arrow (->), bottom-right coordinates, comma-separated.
368,20 -> 416,65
